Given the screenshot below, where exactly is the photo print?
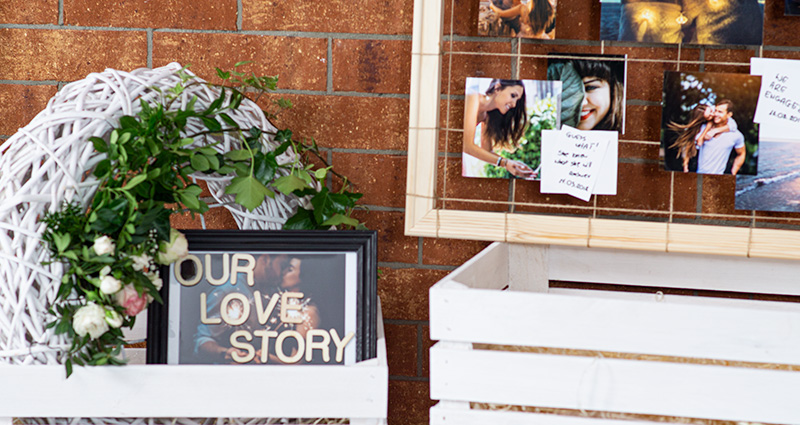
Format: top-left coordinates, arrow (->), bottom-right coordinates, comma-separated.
735,140 -> 800,212
661,71 -> 761,176
600,0 -> 764,45
477,0 -> 557,39
461,77 -> 562,179
547,53 -> 627,134
788,0 -> 800,15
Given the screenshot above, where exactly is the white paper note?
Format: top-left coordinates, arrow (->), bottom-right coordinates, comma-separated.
540,126 -> 617,201
541,127 -> 618,199
751,57 -> 800,142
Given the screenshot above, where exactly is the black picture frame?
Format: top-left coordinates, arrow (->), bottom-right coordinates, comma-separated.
147,229 -> 377,365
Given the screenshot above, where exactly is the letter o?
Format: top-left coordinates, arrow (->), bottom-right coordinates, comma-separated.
220,292 -> 250,326
276,330 -> 305,364
175,254 -> 202,287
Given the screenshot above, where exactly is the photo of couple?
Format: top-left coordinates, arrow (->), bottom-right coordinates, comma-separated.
600,0 -> 765,45
461,77 -> 561,179
661,71 -> 761,176
477,0 -> 557,39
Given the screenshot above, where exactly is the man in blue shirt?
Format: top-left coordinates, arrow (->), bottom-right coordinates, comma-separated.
697,100 -> 746,175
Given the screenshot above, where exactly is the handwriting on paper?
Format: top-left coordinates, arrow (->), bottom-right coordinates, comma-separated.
540,127 -> 616,201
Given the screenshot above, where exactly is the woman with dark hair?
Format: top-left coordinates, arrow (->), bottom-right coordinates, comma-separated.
571,59 -> 624,131
490,0 -> 556,39
668,104 -> 713,172
462,78 -> 535,178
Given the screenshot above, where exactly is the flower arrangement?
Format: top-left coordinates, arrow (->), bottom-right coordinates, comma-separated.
40,64 -> 363,376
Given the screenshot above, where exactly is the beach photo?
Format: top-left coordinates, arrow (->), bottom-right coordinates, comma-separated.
547,53 -> 627,134
461,77 -> 561,179
477,0 -> 556,39
600,0 -> 764,45
661,71 -> 761,176
735,141 -> 800,212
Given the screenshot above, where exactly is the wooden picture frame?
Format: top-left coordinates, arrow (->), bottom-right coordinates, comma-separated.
147,229 -> 378,365
405,0 -> 800,259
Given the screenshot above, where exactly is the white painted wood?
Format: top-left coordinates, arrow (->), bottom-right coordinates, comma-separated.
430,343 -> 800,424
0,362 -> 387,418
0,417 -> 11,425
548,244 -> 800,295
430,403 -> 661,425
430,284 -> 800,365
507,244 -> 548,293
445,242 -> 508,290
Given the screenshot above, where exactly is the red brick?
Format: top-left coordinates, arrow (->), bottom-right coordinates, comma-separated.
619,141 -> 660,161
384,323 -> 418,377
625,104 -> 662,142
64,0 -> 236,29
389,380 -> 433,425
443,0 -> 481,37
0,29 -> 147,81
332,153 -> 407,208
421,325 -> 433,377
242,0 -> 413,35
604,45 -> 701,102
378,267 -> 449,321
0,85 -> 57,135
422,238 -> 491,266
595,162 -> 697,215
763,50 -> 800,61
171,205 -> 238,230
153,33 -> 327,92
701,173 -> 739,216
518,44 -> 597,83
556,0 -> 600,40
442,41 -> 514,95
353,210 -> 418,263
703,47 -> 755,74
440,98 -> 465,132
262,94 -> 409,151
438,157 -> 511,213
764,0 -> 800,47
514,179 -> 598,216
333,39 -> 412,94
0,0 -> 56,24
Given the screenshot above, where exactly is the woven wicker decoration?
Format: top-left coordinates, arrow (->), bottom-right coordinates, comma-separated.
0,63 -> 304,367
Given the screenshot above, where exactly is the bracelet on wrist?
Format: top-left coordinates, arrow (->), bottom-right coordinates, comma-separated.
495,156 -> 503,166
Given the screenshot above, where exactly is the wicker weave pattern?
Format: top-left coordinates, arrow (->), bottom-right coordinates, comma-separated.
0,63 -> 301,366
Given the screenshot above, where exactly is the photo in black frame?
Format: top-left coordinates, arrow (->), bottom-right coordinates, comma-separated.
147,229 -> 377,365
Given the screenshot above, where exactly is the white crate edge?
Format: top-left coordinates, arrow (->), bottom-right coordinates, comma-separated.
0,300 -> 388,421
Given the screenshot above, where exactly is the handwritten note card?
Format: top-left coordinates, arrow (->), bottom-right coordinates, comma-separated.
540,126 -> 618,201
752,57 -> 800,142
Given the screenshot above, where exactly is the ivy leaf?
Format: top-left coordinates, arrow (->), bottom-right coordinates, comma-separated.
53,233 -> 71,253
252,153 -> 277,183
283,208 -> 316,230
273,175 -> 309,195
201,117 -> 222,133
225,149 -> 252,161
90,137 -> 108,153
119,115 -> 139,130
93,159 -> 111,178
190,154 -> 210,172
225,176 -> 273,211
310,187 -> 333,224
216,67 -> 231,80
321,213 -> 360,228
314,167 -> 329,181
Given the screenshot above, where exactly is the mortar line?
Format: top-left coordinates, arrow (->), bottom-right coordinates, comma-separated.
147,28 -> 154,69
237,0 -> 243,31
327,38 -> 334,94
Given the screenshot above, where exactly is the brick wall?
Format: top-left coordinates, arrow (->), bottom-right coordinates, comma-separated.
2,0 -> 799,423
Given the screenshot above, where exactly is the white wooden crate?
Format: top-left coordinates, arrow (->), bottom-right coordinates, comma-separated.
0,301 -> 388,425
429,243 -> 800,424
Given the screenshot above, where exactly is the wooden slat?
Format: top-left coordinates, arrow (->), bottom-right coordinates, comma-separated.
507,215 -> 589,246
547,244 -> 800,295
750,227 -> 800,260
430,284 -> 800,365
431,403 -> 660,425
666,223 -> 750,256
445,241 -> 508,290
404,127 -> 437,233
0,362 -> 387,418
589,219 -> 667,251
430,344 -> 800,424
437,209 -> 507,241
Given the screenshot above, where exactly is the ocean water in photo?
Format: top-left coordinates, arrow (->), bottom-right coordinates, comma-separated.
735,141 -> 800,212
600,2 -> 621,40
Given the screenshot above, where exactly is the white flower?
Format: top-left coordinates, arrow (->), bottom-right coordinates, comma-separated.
72,303 -> 109,339
99,275 -> 122,294
105,309 -> 123,328
157,229 -> 188,264
147,271 -> 163,291
93,235 -> 115,256
131,253 -> 152,272
99,266 -> 111,277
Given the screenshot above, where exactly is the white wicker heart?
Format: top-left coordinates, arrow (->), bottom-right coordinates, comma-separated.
0,62 -> 305,368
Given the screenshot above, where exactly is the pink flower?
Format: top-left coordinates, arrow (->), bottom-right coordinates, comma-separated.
115,284 -> 148,316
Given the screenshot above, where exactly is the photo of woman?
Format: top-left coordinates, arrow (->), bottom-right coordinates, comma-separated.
461,77 -> 561,179
661,71 -> 761,176
547,54 -> 627,133
477,0 -> 557,39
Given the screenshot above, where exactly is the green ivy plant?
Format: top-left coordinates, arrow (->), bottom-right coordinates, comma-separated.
41,63 -> 364,376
